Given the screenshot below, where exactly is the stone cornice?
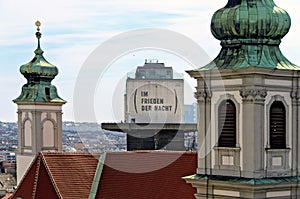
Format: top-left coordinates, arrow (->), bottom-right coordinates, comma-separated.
187,67 -> 300,80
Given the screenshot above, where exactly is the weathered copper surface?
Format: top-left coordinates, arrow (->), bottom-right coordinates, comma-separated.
199,0 -> 300,70
14,21 -> 65,103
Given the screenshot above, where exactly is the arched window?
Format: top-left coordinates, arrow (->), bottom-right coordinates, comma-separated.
24,120 -> 32,147
43,120 -> 55,148
270,101 -> 286,149
218,100 -> 236,147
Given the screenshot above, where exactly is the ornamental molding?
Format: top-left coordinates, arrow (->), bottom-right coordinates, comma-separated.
194,90 -> 212,100
194,91 -> 206,99
290,91 -> 300,100
239,88 -> 267,101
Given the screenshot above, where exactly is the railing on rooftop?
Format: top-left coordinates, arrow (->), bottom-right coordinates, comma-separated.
127,72 -> 184,79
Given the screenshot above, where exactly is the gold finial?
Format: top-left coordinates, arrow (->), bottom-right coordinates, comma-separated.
34,20 -> 43,54
35,20 -> 41,32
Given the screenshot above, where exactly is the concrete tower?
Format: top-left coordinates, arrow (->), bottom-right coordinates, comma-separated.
125,60 -> 184,124
13,21 -> 66,183
184,1 -> 300,198
102,60 -> 198,151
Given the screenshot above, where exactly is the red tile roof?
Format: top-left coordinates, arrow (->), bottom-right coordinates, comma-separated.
12,155 -> 40,199
97,151 -> 197,199
42,153 -> 99,198
11,153 -> 98,199
11,151 -> 197,199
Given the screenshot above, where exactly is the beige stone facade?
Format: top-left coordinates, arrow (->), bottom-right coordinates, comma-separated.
184,67 -> 300,198
16,102 -> 64,183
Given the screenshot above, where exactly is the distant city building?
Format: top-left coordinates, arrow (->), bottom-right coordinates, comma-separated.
0,121 -> 127,154
184,103 -> 197,123
13,22 -> 65,183
61,122 -> 126,152
0,152 -> 16,163
124,59 -> 184,123
183,104 -> 197,151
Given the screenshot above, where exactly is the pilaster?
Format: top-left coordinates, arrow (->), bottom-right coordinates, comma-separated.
33,110 -> 42,154
291,80 -> 300,175
195,85 -> 212,175
240,88 -> 267,178
56,111 -> 63,151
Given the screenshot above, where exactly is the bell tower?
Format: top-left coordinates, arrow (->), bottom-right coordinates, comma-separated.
13,21 -> 66,183
184,0 -> 300,198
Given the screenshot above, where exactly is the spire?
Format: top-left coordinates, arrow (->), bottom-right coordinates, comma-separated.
13,21 -> 65,103
34,20 -> 44,56
200,0 -> 300,70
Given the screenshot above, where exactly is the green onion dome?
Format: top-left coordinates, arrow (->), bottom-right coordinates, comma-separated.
211,0 -> 291,45
199,0 -> 300,70
14,21 -> 65,103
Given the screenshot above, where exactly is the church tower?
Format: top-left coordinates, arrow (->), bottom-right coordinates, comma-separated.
184,1 -> 300,198
13,21 -> 66,183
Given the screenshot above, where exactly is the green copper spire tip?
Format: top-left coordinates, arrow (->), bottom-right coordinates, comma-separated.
34,20 -> 43,55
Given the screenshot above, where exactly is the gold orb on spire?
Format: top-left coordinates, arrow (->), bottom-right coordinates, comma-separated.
35,20 -> 41,32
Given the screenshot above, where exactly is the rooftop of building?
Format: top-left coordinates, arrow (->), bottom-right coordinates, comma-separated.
127,59 -> 184,80
12,151 -> 197,199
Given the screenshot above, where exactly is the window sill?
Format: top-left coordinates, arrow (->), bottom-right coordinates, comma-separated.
214,146 -> 241,151
265,148 -> 290,152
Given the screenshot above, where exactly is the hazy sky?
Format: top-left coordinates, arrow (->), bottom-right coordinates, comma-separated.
0,0 -> 300,122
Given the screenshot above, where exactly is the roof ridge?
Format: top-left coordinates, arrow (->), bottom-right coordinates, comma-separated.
32,154 -> 42,198
89,152 -> 107,199
39,151 -> 198,156
40,152 -> 63,199
41,151 -> 94,156
105,150 -> 197,154
10,154 -> 39,199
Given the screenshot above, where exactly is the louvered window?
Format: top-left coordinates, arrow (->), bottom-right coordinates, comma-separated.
218,100 -> 236,147
270,101 -> 286,149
